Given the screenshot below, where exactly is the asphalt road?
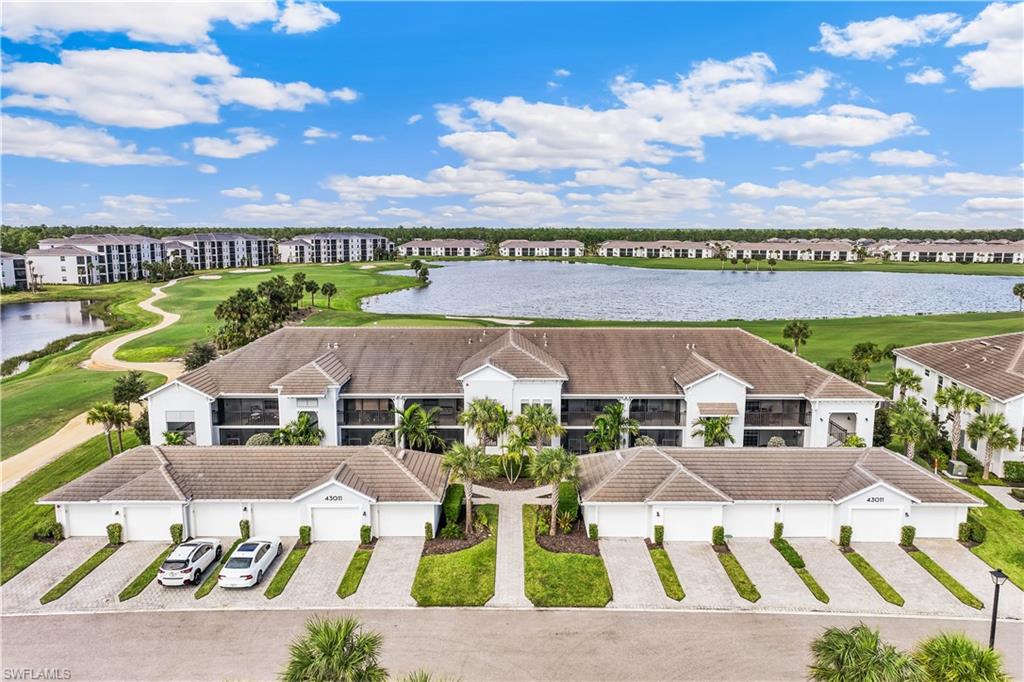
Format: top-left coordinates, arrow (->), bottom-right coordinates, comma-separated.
2,609 -> 1021,681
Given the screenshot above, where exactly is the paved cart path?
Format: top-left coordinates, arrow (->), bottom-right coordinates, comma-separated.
476,484 -> 548,608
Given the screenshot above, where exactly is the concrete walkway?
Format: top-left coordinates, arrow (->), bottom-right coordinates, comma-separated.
788,538 -> 899,615
854,542 -> 977,617
981,485 -> 1024,511
0,538 -> 107,614
601,538 -> 669,608
2,280 -> 185,492
476,485 -> 547,607
663,542 -> 747,610
728,538 -> 822,612
915,538 -> 1024,620
345,537 -> 422,607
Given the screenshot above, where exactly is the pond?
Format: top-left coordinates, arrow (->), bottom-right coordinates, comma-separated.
1,300 -> 106,360
362,260 -> 1023,322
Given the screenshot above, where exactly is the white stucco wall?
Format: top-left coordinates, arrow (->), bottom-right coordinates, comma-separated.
656,504 -> 723,541
723,503 -> 775,537
147,383 -> 214,446
779,503 -> 833,537
374,503 -> 440,537
583,503 -> 647,537
683,374 -> 747,446
124,504 -> 183,541
807,399 -> 877,447
834,483 -> 913,542
908,505 -> 968,538
279,389 -> 338,445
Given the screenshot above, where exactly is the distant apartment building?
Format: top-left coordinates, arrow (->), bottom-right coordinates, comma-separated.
876,240 -> 1024,264
33,233 -> 165,282
596,240 -> 717,258
162,232 -> 274,270
397,239 -> 487,257
498,239 -> 584,257
597,239 -> 859,261
23,246 -> 103,285
277,232 -> 393,264
1,251 -> 29,290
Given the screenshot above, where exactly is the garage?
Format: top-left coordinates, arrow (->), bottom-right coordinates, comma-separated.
909,506 -> 964,538
311,506 -> 362,541
251,502 -> 302,537
63,504 -> 112,537
124,505 -> 182,541
662,506 -> 717,541
848,508 -> 903,542
591,504 -> 647,537
376,504 -> 438,537
780,504 -> 832,537
192,502 -> 245,537
723,504 -> 774,538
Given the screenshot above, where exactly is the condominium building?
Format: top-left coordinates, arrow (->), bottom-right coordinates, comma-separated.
1,251 -> 29,290
596,240 -> 716,259
397,239 -> 487,257
876,240 -> 1024,264
162,232 -> 274,270
596,239 -> 859,261
277,232 -> 394,263
33,233 -> 165,282
894,333 -> 1024,477
145,327 -> 879,451
22,246 -> 103,285
498,239 -> 584,257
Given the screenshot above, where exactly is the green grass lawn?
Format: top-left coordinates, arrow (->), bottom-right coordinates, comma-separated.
337,548 -> 373,598
1,432 -> 140,584
907,549 -> 984,609
523,506 -> 612,607
953,484 -> 1024,590
264,544 -> 309,599
648,547 -> 684,601
194,538 -> 242,599
40,544 -> 119,604
119,545 -> 173,601
412,505 -> 498,606
844,550 -> 905,606
717,551 -> 761,603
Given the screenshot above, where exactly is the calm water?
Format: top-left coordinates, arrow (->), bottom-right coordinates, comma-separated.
1,300 -> 106,360
363,260 -> 1024,321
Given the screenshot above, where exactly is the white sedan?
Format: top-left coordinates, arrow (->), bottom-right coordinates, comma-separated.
218,537 -> 282,588
157,538 -> 222,586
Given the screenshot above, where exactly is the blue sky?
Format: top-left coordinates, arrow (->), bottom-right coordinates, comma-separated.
2,1 -> 1022,229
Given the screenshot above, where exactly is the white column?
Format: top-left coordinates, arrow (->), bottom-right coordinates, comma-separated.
393,396 -> 405,447
620,397 -> 632,448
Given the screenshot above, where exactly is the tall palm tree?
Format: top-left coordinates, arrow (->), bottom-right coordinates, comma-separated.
110,402 -> 132,452
887,399 -> 938,460
501,422 -> 533,483
808,624 -> 920,682
273,413 -> 325,446
86,401 -> 119,457
457,398 -> 509,448
913,632 -> 1009,682
885,367 -> 923,400
528,447 -> 578,536
321,282 -> 338,309
935,384 -> 986,454
305,279 -> 320,307
281,616 -> 388,682
585,402 -> 639,451
966,412 -> 1019,480
442,443 -> 498,533
393,404 -> 443,451
519,403 -> 566,453
691,416 -> 736,447
1013,282 -> 1024,312
782,320 -> 812,356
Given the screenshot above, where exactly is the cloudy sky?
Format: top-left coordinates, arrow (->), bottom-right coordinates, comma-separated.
1,1 -> 1022,229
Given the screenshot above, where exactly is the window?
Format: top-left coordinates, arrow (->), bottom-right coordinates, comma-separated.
937,376 -> 944,388
921,398 -> 928,407
296,398 -> 319,409
215,399 -> 279,426
924,369 -> 931,377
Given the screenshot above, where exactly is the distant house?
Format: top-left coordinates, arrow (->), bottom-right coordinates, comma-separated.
23,246 -> 103,285
498,239 -> 584,257
397,239 -> 487,257
596,239 -> 858,261
1,251 -> 30,290
277,232 -> 393,263
33,233 -> 165,282
596,240 -> 716,258
876,240 -> 1024,264
161,232 -> 274,270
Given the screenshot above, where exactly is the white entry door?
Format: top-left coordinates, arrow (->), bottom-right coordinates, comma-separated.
849,508 -> 902,542
311,506 -> 361,541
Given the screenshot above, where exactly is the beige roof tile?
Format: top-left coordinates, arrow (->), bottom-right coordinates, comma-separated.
895,333 -> 1024,401
697,402 -> 739,416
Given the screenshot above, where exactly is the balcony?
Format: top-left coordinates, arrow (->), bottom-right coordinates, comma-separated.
632,399 -> 682,426
215,398 -> 280,427
561,399 -> 617,427
744,399 -> 808,428
341,410 -> 393,427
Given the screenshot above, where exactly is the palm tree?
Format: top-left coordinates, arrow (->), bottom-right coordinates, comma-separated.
691,416 -> 736,447
843,434 -> 867,447
935,384 -> 986,454
321,282 -> 338,309
501,421 -> 532,484
305,279 -> 320,307
393,404 -> 443,451
281,616 -> 387,682
913,632 -> 1009,682
86,402 -> 120,457
110,402 -> 132,452
966,412 -> 1019,480
782,320 -> 812,356
1013,282 -> 1024,312
273,413 -> 325,446
458,398 -> 510,449
886,367 -> 922,400
584,402 -> 638,451
162,430 -> 187,446
887,399 -> 937,460
808,624 -> 919,682
767,257 -> 777,272
528,447 -> 578,536
442,443 -> 498,533
519,403 -> 565,453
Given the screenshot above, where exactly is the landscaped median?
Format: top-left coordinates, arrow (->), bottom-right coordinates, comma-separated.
194,538 -> 242,599
265,541 -> 310,600
523,505 -> 612,607
40,544 -> 120,604
119,544 -> 174,601
412,504 -> 498,606
712,527 -> 760,603
337,549 -> 373,598
770,525 -> 829,604
647,546 -> 685,601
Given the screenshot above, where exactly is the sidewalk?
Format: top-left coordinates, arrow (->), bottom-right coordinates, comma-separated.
476,484 -> 548,607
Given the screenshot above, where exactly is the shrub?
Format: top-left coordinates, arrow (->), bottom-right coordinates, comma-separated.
34,521 -> 64,543
588,523 -> 598,540
360,525 -> 372,545
439,523 -> 463,539
766,436 -> 786,448
49,521 -> 64,542
239,519 -> 251,540
557,511 -> 574,535
771,538 -> 805,569
900,525 -> 916,548
536,513 -> 550,536
170,523 -> 183,544
712,525 -> 725,546
959,517 -> 987,543
773,522 -> 784,541
245,432 -> 274,446
839,525 -> 852,548
1003,461 -> 1024,482
557,482 -> 579,521
654,524 -> 664,545
424,522 -> 433,540
370,430 -> 394,446
957,521 -> 972,543
299,525 -> 311,546
634,435 -> 656,446
443,484 -> 464,527
955,449 -> 983,476
106,523 -> 123,546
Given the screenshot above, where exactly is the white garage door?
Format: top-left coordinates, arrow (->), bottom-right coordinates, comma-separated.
65,504 -> 113,537
591,505 -> 646,537
663,506 -> 716,541
311,506 -> 361,541
724,504 -> 774,538
125,505 -> 181,541
781,504 -> 832,538
909,506 -> 961,539
251,503 -> 301,537
377,504 -> 433,537
192,503 -> 245,537
849,508 -> 902,542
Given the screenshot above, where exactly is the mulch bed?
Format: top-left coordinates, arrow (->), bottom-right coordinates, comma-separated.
839,546 -> 855,554
477,477 -> 544,492
711,544 -> 731,555
533,510 -> 600,556
899,544 -> 917,554
644,539 -> 662,551
422,528 -> 491,556
958,540 -> 979,549
359,538 -> 378,551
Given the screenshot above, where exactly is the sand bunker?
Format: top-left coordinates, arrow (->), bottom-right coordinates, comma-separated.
198,275 -> 222,280
228,268 -> 271,274
445,316 -> 532,326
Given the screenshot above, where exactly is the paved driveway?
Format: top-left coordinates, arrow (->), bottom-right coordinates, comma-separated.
662,542 -> 748,610
788,539 -> 900,615
121,537 -> 235,611
344,537 -> 422,607
195,537 -> 298,609
51,541 -> 168,611
601,538 -> 670,608
854,542 -> 978,617
0,538 -> 106,614
915,538 -> 1024,621
284,541 -> 358,607
728,539 -> 822,612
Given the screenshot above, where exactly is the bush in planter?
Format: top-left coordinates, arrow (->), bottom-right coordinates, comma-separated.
439,523 -> 463,540
962,518 -> 987,543
557,482 -> 579,521
557,511 -> 574,535
299,525 -> 311,546
773,522 -> 784,541
900,525 -> 916,548
588,523 -> 598,540
239,519 -> 251,540
360,525 -> 372,545
1003,461 -> 1024,483
170,523 -> 184,544
49,521 -> 65,542
654,524 -> 664,545
106,523 -> 123,546
958,522 -> 972,543
536,513 -> 550,536
34,521 -> 64,542
711,525 -> 725,546
424,522 -> 433,540
442,484 -> 464,527
839,525 -> 852,548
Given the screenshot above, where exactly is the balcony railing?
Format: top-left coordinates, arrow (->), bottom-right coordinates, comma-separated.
744,412 -> 806,427
341,410 -> 393,426
562,412 -> 604,427
633,411 -> 681,426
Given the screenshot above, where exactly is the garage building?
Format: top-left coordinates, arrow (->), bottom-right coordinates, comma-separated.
41,445 -> 448,542
578,447 -> 980,542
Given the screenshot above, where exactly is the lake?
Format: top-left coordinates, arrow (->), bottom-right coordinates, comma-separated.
363,260 -> 1023,321
1,300 -> 106,360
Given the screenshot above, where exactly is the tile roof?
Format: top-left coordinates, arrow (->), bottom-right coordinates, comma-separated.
162,232 -> 267,244
38,233 -> 162,246
577,446 -> 979,505
895,333 -> 1024,401
270,351 -> 352,396
697,402 -> 739,416
399,239 -> 486,249
172,327 -> 877,399
458,330 -> 568,380
499,239 -> 584,249
41,446 -> 448,504
26,246 -> 98,258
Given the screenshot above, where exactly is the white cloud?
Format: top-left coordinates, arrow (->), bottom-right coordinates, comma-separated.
928,172 -> 1023,195
84,194 -> 193,225
350,134 -> 375,143
905,67 -> 946,85
546,81 -> 561,89
324,165 -> 555,201
3,49 -> 342,129
812,196 -> 910,216
815,12 -> 962,59
2,203 -> 54,225
303,126 -> 338,144
192,128 -> 278,158
435,103 -> 475,132
1,114 -> 180,166
962,196 -> 1023,213
731,180 -> 833,200
553,68 -> 571,78
947,3 -> 1023,89
407,114 -> 423,125
731,171 -> 1022,200
275,1 -> 340,34
378,207 -> 426,219
802,150 -> 860,168
573,171 -> 724,224
571,168 -> 644,188
220,186 -> 263,200
869,149 -> 945,167
331,87 -> 360,103
223,198 -> 370,226
275,193 -> 291,202
197,163 -> 218,174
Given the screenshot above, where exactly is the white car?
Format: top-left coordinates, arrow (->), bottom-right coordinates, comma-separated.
218,537 -> 282,588
157,538 -> 222,586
